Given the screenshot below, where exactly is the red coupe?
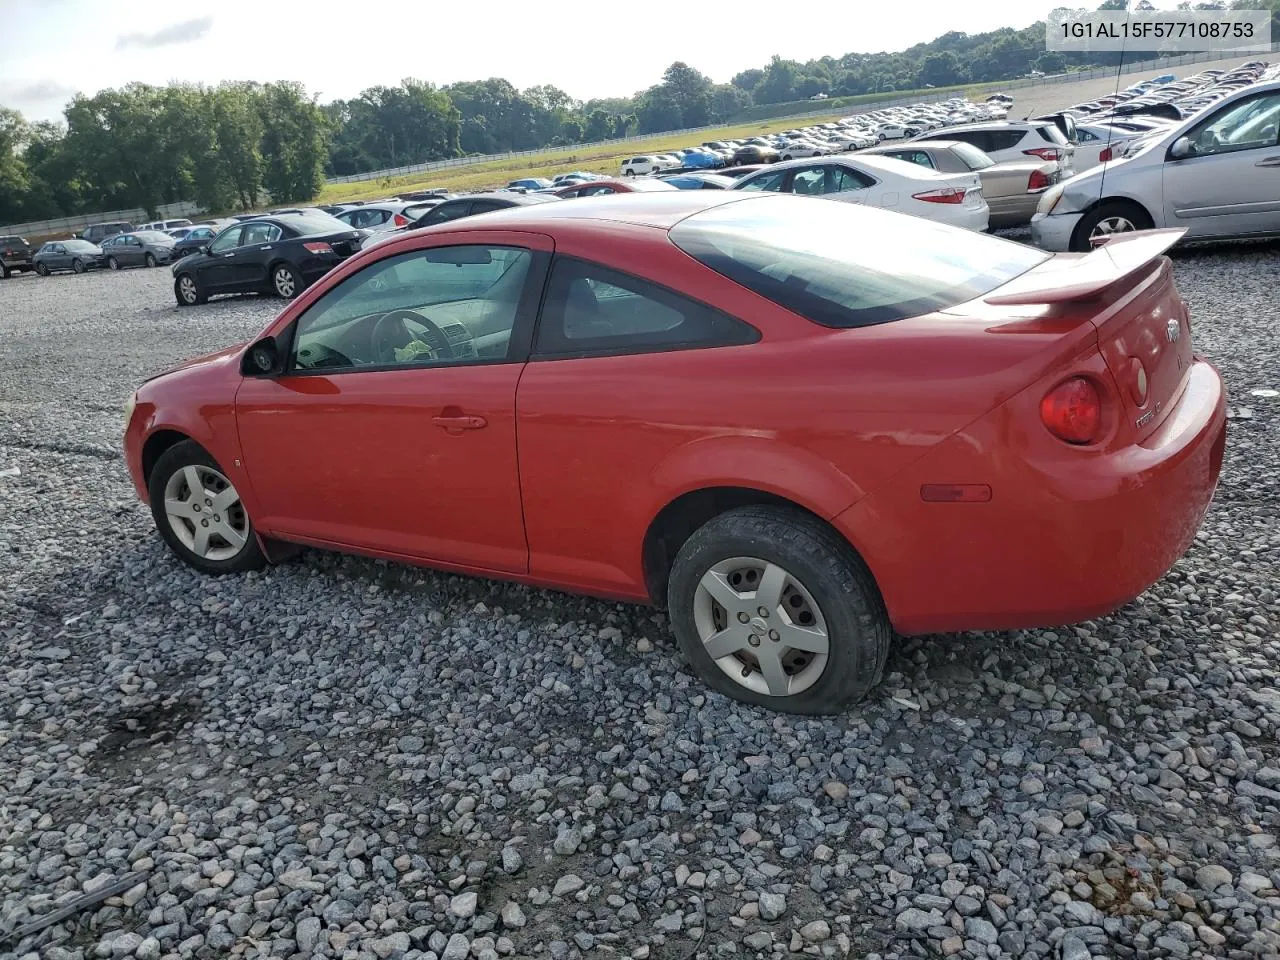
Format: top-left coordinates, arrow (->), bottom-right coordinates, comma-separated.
124,193 -> 1226,714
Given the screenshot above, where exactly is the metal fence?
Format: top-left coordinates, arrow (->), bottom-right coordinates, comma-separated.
0,202 -> 201,240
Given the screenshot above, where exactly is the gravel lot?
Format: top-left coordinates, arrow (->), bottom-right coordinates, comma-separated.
1,228 -> 1278,960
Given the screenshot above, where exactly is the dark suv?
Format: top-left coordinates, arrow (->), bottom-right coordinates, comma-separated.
78,222 -> 135,245
0,236 -> 34,279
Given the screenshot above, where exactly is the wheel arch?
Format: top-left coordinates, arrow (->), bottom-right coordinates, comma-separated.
142,429 -> 194,486
641,485 -> 884,611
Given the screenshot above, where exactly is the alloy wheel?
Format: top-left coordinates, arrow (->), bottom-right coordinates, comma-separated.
163,464 -> 249,561
692,556 -> 830,698
178,276 -> 197,304
273,267 -> 296,298
1089,215 -> 1137,246
108,257 -> 119,270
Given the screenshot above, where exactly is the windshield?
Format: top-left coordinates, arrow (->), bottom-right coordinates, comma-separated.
949,142 -> 994,170
669,196 -> 1048,328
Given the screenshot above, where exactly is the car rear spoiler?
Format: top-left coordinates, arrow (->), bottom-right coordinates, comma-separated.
983,229 -> 1186,305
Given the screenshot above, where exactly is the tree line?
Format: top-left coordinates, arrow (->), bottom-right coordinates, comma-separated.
2,0 -> 1277,225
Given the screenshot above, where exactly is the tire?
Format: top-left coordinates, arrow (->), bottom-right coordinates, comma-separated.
667,505 -> 890,715
72,259 -> 86,274
148,440 -> 266,575
270,262 -> 302,300
107,257 -> 120,271
625,169 -> 636,177
1070,200 -> 1152,253
145,252 -> 157,267
782,155 -> 793,162
174,273 -> 206,306
35,262 -> 49,276
0,262 -> 8,280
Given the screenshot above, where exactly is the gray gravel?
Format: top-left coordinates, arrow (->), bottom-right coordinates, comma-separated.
1,243 -> 1277,960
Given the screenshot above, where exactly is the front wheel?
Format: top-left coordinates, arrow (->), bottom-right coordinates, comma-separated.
174,273 -> 207,306
145,253 -> 157,268
667,506 -> 890,715
1070,200 -> 1152,252
72,259 -> 86,274
35,262 -> 50,276
107,257 -> 120,271
0,262 -> 8,280
148,440 -> 266,575
271,262 -> 302,299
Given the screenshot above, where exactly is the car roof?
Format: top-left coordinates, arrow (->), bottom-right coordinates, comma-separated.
451,190 -> 746,230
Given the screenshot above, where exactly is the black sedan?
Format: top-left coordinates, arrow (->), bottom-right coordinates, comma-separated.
171,212 -> 367,306
33,239 -> 106,275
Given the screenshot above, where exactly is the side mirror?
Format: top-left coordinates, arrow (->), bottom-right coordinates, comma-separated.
241,337 -> 281,377
199,244 -> 211,255
1169,137 -> 1193,160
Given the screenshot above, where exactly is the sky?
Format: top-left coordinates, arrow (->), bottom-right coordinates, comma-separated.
2,0 -> 1080,122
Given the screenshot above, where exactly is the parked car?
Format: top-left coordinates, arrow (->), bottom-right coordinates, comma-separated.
778,140 -> 829,160
171,212 -> 367,306
137,218 -> 193,232
865,140 -> 1058,228
731,144 -> 780,164
733,155 -> 990,232
33,238 -> 106,274
100,230 -> 178,269
0,235 -> 34,278
717,165 -> 766,179
509,178 -> 555,191
171,225 -> 221,261
404,193 -> 560,230
1032,72 -> 1280,251
77,222 -> 134,245
621,156 -> 679,177
123,192 -> 1225,715
660,174 -> 737,190
910,121 -> 1076,176
334,202 -> 420,233
556,178 -> 677,198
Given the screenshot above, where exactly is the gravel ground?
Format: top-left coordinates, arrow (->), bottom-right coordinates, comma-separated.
0,241 -> 1277,960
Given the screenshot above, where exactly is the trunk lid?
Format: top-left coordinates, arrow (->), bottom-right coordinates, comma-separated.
982,229 -> 1193,442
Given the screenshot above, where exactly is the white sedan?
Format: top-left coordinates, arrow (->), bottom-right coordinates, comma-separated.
732,155 -> 989,232
778,140 -> 829,160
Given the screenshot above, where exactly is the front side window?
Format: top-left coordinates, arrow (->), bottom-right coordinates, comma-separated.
1184,91 -> 1280,156
736,169 -> 788,192
533,257 -> 757,358
670,195 -> 1047,329
290,245 -> 533,372
209,227 -> 244,253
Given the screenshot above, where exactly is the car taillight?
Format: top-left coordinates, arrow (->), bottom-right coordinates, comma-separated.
303,242 -> 333,254
1023,147 -> 1061,161
1027,169 -> 1051,191
393,214 -> 409,227
912,188 -> 966,204
1098,146 -> 1114,163
1040,377 -> 1103,445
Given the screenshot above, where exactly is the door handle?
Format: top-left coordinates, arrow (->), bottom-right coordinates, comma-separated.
1256,156 -> 1280,167
432,414 -> 487,433
260,246 -> 272,251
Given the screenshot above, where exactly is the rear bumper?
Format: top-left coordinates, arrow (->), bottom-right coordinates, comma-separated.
835,360 -> 1227,635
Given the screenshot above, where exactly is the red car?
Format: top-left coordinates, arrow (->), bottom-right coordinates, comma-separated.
124,193 -> 1226,714
554,178 -> 677,198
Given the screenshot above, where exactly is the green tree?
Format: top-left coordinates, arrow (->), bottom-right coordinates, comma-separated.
731,68 -> 764,91
256,81 -> 327,203
918,51 -> 966,87
709,84 -> 750,122
754,56 -> 798,104
211,83 -> 265,209
560,118 -> 584,143
0,107 -> 32,223
584,109 -> 612,140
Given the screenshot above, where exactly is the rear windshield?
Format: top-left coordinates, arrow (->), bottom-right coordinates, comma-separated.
281,211 -> 352,236
950,142 -> 994,170
669,196 -> 1048,329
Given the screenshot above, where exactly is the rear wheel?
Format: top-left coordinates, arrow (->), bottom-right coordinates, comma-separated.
145,252 -> 157,267
174,273 -> 206,306
72,259 -> 86,274
148,440 -> 266,575
667,506 -> 890,714
271,262 -> 301,299
1071,200 -> 1152,252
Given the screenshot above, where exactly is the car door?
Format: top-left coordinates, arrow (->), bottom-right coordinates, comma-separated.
45,244 -> 66,270
1162,90 -> 1280,239
230,222 -> 284,288
198,226 -> 246,290
234,232 -> 552,572
121,236 -> 143,266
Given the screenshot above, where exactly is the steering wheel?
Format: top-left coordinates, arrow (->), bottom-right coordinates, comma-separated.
370,309 -> 455,364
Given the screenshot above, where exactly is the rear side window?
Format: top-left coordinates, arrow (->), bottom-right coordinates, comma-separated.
946,130 -> 991,151
1037,124 -> 1069,145
989,130 -> 1028,150
949,142 -> 994,170
670,196 -> 1048,329
533,256 -> 757,358
736,169 -> 789,192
